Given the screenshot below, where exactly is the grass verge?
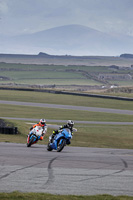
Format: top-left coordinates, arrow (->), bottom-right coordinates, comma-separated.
0,192 -> 133,200
0,104 -> 133,122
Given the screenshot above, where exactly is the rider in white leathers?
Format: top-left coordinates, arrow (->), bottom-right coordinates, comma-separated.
30,119 -> 47,140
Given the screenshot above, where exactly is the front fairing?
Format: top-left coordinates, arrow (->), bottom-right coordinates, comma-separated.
61,128 -> 72,140
29,133 -> 38,143
29,126 -> 42,140
49,128 -> 72,150
34,126 -> 43,137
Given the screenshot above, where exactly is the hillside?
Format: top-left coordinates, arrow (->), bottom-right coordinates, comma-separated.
1,24 -> 133,56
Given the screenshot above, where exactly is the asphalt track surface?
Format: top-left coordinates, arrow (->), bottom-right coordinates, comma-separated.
0,142 -> 133,196
1,100 -> 133,195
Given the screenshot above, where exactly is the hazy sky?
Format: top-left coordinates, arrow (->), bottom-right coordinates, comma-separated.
0,0 -> 133,36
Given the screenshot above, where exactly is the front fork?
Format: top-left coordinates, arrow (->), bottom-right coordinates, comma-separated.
27,134 -> 30,144
27,133 -> 38,145
27,130 -> 33,143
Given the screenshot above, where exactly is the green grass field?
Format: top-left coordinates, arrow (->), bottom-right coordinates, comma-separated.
0,78 -> 99,85
0,89 -> 133,110
0,63 -> 102,85
1,62 -> 133,87
0,62 -> 114,72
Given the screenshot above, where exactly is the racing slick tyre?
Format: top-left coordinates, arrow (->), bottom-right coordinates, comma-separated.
47,143 -> 53,151
57,139 -> 66,152
27,137 -> 35,147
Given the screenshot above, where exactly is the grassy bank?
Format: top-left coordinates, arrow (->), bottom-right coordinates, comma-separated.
0,89 -> 133,110
0,192 -> 133,200
1,104 -> 133,122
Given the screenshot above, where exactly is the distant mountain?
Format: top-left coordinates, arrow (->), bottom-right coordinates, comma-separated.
1,24 -> 133,56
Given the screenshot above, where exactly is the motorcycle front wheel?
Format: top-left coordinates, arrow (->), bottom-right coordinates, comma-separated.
47,143 -> 53,151
27,137 -> 35,147
57,139 -> 66,152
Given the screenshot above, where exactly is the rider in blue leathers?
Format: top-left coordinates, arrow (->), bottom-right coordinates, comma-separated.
50,120 -> 74,143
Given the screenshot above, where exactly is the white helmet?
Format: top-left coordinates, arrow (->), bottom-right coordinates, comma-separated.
67,120 -> 74,128
40,119 -> 46,125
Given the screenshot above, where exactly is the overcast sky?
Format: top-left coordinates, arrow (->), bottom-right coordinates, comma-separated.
0,0 -> 133,36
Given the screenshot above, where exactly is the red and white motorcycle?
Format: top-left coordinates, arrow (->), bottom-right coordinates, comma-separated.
27,126 -> 46,147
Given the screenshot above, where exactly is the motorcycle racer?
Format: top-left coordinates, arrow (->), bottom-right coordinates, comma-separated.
29,119 -> 47,140
50,120 -> 74,143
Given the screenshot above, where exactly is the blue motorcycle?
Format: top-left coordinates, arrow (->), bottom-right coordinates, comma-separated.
47,128 -> 73,152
